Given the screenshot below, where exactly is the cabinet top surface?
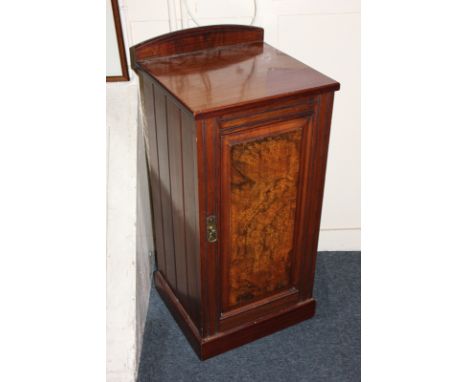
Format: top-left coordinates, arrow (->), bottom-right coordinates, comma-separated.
134,28 -> 339,118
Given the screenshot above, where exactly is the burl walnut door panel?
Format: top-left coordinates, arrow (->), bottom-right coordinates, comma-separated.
218,116 -> 312,329
133,25 -> 339,358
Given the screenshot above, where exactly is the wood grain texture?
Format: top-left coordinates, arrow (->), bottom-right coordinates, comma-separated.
227,129 -> 302,308
181,111 -> 202,329
140,74 -> 166,274
131,25 -> 263,63
154,89 -> 177,287
154,270 -> 315,360
218,116 -> 311,317
300,92 -> 335,300
138,42 -> 338,119
140,79 -> 203,330
200,298 -> 315,360
133,26 -> 340,359
197,117 -> 220,336
167,99 -> 188,307
131,25 -> 338,119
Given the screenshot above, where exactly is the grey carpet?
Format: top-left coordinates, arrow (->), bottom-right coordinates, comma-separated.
137,251 -> 360,382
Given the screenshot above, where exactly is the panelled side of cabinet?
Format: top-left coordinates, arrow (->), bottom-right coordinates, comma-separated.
140,74 -> 202,331
139,74 -> 166,276
132,24 -> 340,360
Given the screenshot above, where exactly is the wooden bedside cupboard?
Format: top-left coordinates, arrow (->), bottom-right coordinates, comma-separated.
130,25 -> 340,360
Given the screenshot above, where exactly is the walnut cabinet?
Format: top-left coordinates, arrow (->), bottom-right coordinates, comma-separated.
131,25 -> 340,359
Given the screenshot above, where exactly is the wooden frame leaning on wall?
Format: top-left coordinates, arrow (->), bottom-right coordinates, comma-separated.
107,0 -> 129,82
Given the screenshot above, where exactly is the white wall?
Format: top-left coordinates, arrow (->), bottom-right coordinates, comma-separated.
106,82 -> 138,382
106,81 -> 154,382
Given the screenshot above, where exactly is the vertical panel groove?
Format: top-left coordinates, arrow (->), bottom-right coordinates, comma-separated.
191,120 -> 201,328
179,110 -> 191,318
165,94 -> 178,291
153,83 -> 177,290
167,100 -> 190,308
152,82 -> 167,274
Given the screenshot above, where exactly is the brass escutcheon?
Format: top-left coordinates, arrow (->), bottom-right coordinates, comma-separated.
206,215 -> 217,243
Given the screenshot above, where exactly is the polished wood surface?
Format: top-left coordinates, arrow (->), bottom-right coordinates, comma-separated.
154,269 -> 315,360
139,73 -> 202,330
132,25 -> 339,359
214,100 -> 319,336
132,24 -> 263,61
222,121 -> 303,310
131,25 -> 338,118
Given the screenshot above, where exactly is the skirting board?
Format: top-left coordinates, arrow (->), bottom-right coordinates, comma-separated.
154,271 -> 316,360
318,228 -> 361,251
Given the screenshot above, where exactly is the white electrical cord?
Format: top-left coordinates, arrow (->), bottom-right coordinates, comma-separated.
182,0 -> 257,26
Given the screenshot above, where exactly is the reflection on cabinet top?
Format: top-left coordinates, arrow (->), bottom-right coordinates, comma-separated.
131,25 -> 340,119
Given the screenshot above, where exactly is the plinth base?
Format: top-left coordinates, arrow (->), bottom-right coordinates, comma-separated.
154,271 -> 316,360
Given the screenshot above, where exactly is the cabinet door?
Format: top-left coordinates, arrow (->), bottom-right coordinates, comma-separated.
217,116 -> 313,331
